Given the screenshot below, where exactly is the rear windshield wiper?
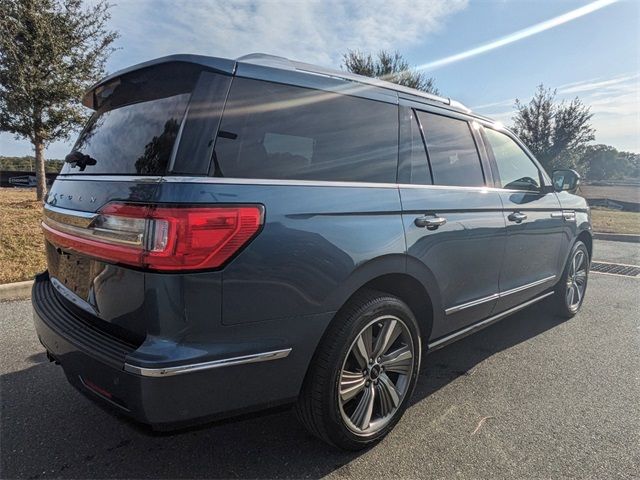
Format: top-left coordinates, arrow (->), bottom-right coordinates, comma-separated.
65,151 -> 97,171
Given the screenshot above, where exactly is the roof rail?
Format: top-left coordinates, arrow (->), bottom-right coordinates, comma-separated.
236,53 -> 295,70
236,53 -> 472,111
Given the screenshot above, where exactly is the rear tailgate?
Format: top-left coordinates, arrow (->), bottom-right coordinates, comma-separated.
43,178 -> 161,343
40,58 -> 235,343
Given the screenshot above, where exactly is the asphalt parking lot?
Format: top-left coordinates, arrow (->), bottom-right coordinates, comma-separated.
1,240 -> 639,479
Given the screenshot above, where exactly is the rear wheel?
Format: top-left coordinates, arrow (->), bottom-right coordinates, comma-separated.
551,240 -> 590,318
295,290 -> 421,450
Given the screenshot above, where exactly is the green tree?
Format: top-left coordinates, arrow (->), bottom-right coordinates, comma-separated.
0,155 -> 64,172
511,85 -> 595,173
581,144 -> 640,181
0,0 -> 118,200
342,50 -> 439,95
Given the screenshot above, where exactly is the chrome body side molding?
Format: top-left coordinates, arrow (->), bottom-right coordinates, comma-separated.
124,348 -> 292,377
499,275 -> 556,298
445,293 -> 500,316
445,275 -> 556,315
430,291 -> 554,352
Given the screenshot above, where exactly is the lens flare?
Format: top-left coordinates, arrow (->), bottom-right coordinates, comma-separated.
415,0 -> 619,72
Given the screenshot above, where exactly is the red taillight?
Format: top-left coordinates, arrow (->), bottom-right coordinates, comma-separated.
42,203 -> 264,271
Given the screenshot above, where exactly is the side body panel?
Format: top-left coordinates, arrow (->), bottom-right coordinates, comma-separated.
494,190 -> 564,312
554,190 -> 593,268
476,123 -> 572,313
400,186 -> 506,339
152,180 -> 407,326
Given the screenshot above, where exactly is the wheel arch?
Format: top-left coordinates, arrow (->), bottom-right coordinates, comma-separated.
577,229 -> 593,260
322,254 -> 442,353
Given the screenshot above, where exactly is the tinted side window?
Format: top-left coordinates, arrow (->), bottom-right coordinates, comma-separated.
483,127 -> 541,191
213,78 -> 398,182
417,111 -> 484,187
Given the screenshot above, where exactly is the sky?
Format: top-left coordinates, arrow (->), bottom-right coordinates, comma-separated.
1,0 -> 638,159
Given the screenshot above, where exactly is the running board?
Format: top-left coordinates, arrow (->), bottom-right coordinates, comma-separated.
427,291 -> 554,353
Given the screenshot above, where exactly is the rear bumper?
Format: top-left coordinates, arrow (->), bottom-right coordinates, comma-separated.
31,272 -> 328,428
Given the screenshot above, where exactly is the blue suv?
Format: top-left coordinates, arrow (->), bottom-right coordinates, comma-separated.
32,53 -> 592,450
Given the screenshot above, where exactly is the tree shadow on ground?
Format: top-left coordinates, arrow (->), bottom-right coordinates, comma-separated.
1,303 -> 566,479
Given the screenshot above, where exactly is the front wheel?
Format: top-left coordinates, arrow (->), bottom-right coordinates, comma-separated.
295,290 -> 421,450
550,240 -> 590,318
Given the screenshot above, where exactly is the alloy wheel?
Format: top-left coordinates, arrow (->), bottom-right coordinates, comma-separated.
338,315 -> 415,436
566,249 -> 588,310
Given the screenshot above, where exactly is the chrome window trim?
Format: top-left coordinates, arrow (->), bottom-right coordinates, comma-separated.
445,275 -> 556,315
54,175 -> 513,193
55,175 -> 164,183
164,176 -> 401,189
124,348 -> 292,377
431,291 -> 555,351
50,175 -> 558,200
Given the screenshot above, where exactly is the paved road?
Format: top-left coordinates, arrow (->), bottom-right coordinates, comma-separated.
594,239 -> 640,265
1,245 -> 639,479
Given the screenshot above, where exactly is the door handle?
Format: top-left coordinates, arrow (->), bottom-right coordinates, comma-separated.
508,212 -> 527,223
551,210 -> 576,222
415,214 -> 447,230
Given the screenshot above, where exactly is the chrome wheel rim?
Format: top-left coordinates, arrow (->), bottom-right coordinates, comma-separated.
566,249 -> 588,310
338,315 -> 415,436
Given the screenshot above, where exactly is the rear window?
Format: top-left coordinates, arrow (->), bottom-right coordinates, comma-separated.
213,78 -> 398,183
61,63 -> 201,175
417,111 -> 485,187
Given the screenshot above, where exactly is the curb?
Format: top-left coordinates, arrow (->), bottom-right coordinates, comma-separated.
593,232 -> 640,243
0,280 -> 34,302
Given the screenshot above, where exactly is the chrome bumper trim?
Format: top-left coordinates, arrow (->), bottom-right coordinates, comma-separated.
124,348 -> 292,377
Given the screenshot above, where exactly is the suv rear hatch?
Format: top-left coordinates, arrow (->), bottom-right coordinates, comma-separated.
42,57 -> 237,344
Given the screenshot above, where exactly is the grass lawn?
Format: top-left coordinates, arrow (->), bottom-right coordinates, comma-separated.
0,188 -> 46,284
590,207 -> 640,235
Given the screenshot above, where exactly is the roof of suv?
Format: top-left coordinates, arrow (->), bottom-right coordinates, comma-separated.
84,53 -> 482,118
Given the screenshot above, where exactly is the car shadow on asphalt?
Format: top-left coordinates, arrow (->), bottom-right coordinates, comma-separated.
1,303 -> 567,479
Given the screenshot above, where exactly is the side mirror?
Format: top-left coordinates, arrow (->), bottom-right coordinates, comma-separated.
552,169 -> 581,193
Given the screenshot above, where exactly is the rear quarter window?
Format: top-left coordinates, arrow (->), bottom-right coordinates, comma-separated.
213,78 -> 398,183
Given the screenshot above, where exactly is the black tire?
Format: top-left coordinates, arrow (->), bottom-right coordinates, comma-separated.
295,289 -> 421,450
550,240 -> 590,318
